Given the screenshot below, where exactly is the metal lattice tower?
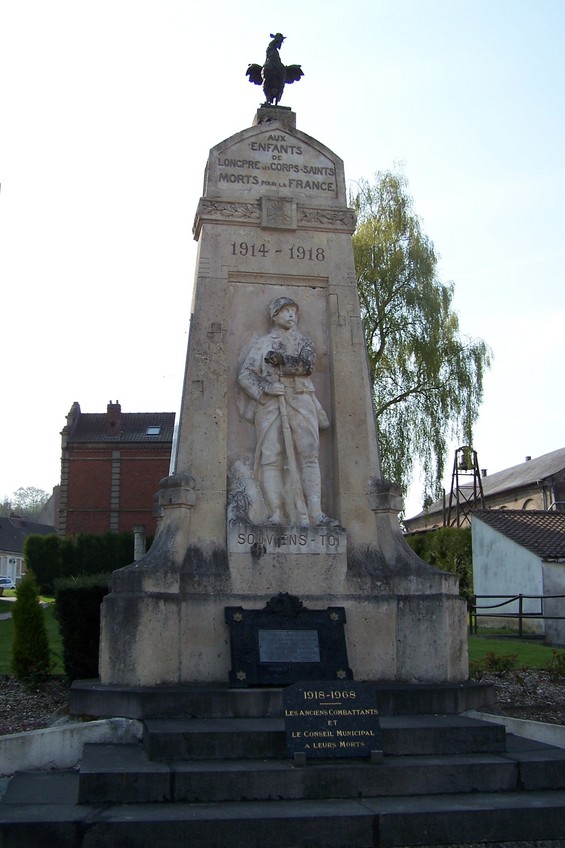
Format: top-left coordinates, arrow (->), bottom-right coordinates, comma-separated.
447,446 -> 485,527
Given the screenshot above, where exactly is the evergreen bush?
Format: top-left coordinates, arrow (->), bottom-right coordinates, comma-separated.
24,531 -> 135,595
406,526 -> 473,602
23,533 -> 61,595
11,572 -> 51,684
54,574 -> 111,681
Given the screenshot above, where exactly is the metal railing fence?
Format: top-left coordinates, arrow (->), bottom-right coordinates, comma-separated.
469,593 -> 565,637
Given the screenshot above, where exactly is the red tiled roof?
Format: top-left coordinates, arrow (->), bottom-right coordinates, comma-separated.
473,510 -> 565,561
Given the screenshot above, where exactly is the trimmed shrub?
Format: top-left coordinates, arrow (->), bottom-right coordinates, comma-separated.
54,574 -> 111,681
469,650 -> 518,680
73,532 -> 134,575
11,572 -> 51,684
547,649 -> 565,681
406,526 -> 473,602
25,531 -> 135,595
23,533 -> 62,596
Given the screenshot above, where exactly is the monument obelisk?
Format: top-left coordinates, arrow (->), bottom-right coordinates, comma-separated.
99,35 -> 468,687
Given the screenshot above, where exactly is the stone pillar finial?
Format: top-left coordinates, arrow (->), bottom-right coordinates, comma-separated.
368,478 -> 404,514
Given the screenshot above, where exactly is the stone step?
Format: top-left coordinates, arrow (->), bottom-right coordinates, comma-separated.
142,714 -> 506,761
78,742 -> 522,805
3,771 -> 565,848
77,732 -> 565,805
70,679 -> 495,720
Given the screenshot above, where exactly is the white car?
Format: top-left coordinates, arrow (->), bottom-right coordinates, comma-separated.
0,576 -> 16,590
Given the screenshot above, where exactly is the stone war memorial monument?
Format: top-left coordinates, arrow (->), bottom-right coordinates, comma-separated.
96,32 -> 468,690
11,36 -> 565,848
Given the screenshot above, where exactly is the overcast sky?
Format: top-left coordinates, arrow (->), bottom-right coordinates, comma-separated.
2,0 -> 564,517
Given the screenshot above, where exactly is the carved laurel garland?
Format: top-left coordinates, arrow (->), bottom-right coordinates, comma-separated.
196,199 -> 261,221
194,199 -> 356,232
299,208 -> 357,230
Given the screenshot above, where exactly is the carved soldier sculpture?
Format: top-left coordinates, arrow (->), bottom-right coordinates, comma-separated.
238,297 -> 335,527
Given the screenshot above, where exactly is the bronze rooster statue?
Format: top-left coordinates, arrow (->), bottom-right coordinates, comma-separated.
246,33 -> 304,106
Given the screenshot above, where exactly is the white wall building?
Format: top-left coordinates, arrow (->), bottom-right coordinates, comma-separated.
472,510 -> 565,643
0,516 -> 56,583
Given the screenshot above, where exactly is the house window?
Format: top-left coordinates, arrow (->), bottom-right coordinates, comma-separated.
145,426 -> 161,436
553,484 -> 565,513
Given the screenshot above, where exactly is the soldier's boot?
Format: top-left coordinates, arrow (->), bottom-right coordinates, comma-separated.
302,460 -> 339,527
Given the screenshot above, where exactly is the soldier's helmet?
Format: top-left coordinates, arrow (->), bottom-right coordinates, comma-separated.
269,296 -> 298,319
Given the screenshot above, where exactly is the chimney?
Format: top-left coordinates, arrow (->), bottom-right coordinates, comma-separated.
66,401 -> 81,427
106,400 -> 122,436
525,456 -> 532,462
481,469 -> 488,477
61,401 -> 81,447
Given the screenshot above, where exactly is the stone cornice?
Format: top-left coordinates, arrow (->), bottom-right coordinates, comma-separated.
193,198 -> 356,239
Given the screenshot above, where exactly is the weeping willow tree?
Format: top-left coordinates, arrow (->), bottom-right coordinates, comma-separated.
351,170 -> 491,507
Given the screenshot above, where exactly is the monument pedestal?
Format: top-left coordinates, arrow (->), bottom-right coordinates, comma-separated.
99,108 -> 468,688
100,485 -> 466,686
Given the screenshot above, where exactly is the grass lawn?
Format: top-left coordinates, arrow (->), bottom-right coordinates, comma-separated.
468,632 -> 565,670
0,605 -> 64,676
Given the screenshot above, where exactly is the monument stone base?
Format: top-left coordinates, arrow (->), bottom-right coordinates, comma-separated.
99,499 -> 468,687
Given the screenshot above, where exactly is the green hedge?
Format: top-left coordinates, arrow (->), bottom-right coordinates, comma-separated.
406,526 -> 473,602
24,532 -> 135,595
54,574 -> 111,681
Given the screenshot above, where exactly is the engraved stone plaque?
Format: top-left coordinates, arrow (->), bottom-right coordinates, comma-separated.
228,524 -> 345,556
208,128 -> 339,201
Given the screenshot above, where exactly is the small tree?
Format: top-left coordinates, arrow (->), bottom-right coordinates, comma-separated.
11,572 -> 51,684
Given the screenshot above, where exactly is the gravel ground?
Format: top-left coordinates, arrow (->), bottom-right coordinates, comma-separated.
0,677 -> 70,736
2,670 -> 565,736
478,669 -> 565,725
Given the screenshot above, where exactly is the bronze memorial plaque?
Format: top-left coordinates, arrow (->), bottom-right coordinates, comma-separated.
225,593 -> 353,687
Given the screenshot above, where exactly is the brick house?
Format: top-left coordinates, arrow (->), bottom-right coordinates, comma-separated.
58,401 -> 175,537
